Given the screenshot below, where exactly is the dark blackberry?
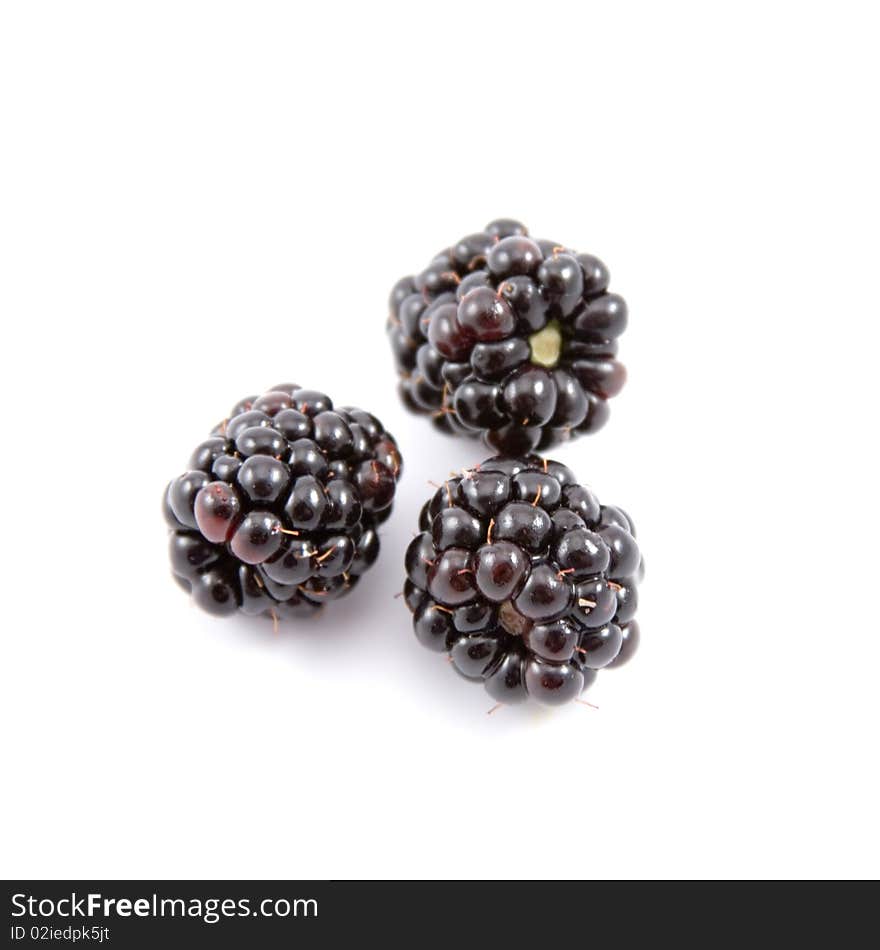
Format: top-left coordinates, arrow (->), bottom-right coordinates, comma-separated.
164,385 -> 402,623
403,455 -> 642,707
388,219 -> 628,454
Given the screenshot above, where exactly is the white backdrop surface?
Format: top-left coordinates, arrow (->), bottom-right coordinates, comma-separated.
1,1 -> 878,879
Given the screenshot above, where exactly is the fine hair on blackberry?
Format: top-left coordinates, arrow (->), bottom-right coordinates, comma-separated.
164,384 -> 402,623
387,218 -> 628,456
404,455 -> 642,707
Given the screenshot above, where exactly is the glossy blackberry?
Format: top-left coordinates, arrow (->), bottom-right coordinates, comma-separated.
404,455 -> 642,707
164,385 -> 402,622
387,219 -> 627,455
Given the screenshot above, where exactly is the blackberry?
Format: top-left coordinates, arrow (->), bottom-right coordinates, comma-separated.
404,455 -> 642,707
387,219 -> 627,455
164,384 -> 402,622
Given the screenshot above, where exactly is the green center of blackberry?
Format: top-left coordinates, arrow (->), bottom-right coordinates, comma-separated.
528,320 -> 562,368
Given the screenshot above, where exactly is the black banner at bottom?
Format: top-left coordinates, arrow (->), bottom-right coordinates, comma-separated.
2,880 -> 873,948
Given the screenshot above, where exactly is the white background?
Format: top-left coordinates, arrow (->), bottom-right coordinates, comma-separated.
1,1 -> 878,880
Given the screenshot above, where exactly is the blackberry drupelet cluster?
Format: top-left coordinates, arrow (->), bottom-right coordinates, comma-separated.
164,384 -> 402,621
404,456 -> 642,706
387,218 -> 628,456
